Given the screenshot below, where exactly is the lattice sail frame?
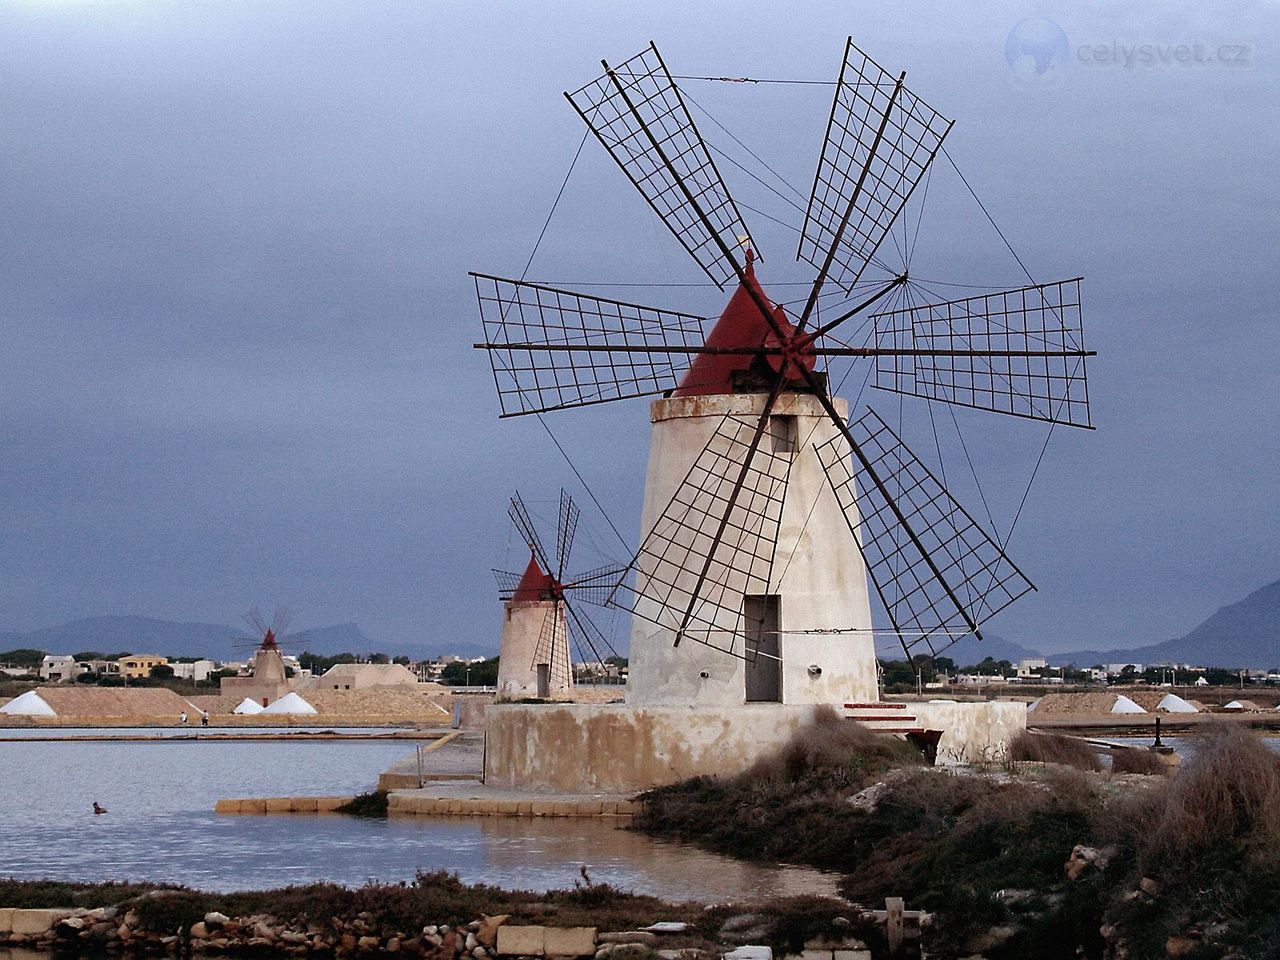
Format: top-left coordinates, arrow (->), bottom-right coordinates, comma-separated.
798,39 -> 953,295
473,273 -> 707,418
815,408 -> 1035,659
566,43 -> 758,289
609,414 -> 795,659
872,279 -> 1092,428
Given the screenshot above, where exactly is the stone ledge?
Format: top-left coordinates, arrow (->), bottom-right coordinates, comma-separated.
214,796 -> 352,814
387,794 -> 642,819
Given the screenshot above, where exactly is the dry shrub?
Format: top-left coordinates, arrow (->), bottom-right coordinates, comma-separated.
1145,723 -> 1280,866
1009,731 -> 1102,771
744,705 -> 919,787
1109,748 -> 1164,776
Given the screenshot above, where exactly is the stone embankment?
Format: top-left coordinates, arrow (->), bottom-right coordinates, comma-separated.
0,906 -> 881,960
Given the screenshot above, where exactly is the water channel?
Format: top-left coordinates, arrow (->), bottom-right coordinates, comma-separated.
0,729 -> 838,901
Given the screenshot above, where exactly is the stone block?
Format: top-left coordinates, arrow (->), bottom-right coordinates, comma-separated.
832,952 -> 870,960
315,797 -> 348,812
516,801 -> 533,816
0,907 -> 14,932
801,950 -> 832,960
11,909 -> 69,934
543,927 -> 596,957
724,948 -> 772,960
265,797 -> 293,813
530,801 -> 556,817
240,799 -> 268,814
213,799 -> 242,814
496,925 -> 545,956
550,801 -> 577,817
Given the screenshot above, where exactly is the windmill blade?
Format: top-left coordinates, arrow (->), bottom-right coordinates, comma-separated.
271,607 -> 293,636
608,408 -> 793,660
796,39 -> 952,307
530,601 -> 573,691
563,563 -> 629,607
492,569 -> 526,601
563,595 -> 619,665
566,42 -> 759,289
509,492 -> 554,575
871,279 -> 1093,428
242,607 -> 268,636
555,490 -> 580,582
814,407 -> 1035,660
473,273 -> 708,418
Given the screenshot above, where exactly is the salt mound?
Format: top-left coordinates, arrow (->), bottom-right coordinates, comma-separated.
232,697 -> 265,715
1157,693 -> 1198,714
0,690 -> 57,716
261,692 -> 317,715
1111,694 -> 1146,714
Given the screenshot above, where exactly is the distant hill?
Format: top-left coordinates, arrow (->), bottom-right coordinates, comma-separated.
876,631 -> 1042,666
1048,579 -> 1280,669
0,615 -> 495,662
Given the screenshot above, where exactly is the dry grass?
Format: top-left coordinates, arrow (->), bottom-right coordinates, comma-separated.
1108,748 -> 1165,776
1009,731 -> 1102,771
744,705 -> 919,788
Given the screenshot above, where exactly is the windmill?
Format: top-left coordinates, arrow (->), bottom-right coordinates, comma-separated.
239,606 -> 293,686
473,40 -> 1093,706
491,490 -> 626,699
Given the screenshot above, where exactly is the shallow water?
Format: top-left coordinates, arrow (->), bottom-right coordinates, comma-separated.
0,732 -> 837,900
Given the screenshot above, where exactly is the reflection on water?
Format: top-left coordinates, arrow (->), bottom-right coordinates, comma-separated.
0,733 -> 837,901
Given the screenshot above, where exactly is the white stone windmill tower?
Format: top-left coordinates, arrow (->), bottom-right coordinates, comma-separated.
491,491 -> 625,700
472,40 -> 1094,785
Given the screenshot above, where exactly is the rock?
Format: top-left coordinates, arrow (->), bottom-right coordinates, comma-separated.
476,916 -> 510,948
830,918 -> 850,931
643,923 -> 688,935
206,913 -> 230,926
58,917 -> 86,932
117,925 -> 132,940
387,937 -> 402,953
248,938 -> 275,948
341,934 -> 359,950
847,781 -> 890,813
191,923 -> 211,939
254,923 -> 278,941
123,911 -> 140,929
1139,877 -> 1162,897
600,932 -> 659,946
358,935 -> 380,950
472,948 -> 487,959
281,930 -> 309,945
720,914 -> 767,934
426,934 -> 445,948
1166,935 -> 1198,958
1064,844 -> 1115,881
468,921 -> 481,932
724,948 -> 772,960
424,926 -> 439,937
465,932 -> 479,951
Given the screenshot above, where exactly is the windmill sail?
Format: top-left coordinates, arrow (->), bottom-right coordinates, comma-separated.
815,407 -> 1035,659
609,412 -> 794,659
797,39 -> 952,296
473,273 -> 707,417
871,278 -> 1093,427
566,42 -> 759,289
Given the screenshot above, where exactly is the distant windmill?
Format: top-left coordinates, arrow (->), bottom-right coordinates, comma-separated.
238,607 -> 293,685
492,491 -> 625,699
474,41 -> 1093,705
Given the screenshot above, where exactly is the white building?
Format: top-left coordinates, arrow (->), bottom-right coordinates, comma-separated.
170,659 -> 218,683
39,655 -> 78,683
1016,658 -> 1048,678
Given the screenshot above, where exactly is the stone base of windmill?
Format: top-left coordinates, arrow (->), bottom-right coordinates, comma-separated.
482,700 -> 1026,794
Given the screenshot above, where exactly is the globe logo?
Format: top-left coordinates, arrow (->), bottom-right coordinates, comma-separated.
1005,18 -> 1069,86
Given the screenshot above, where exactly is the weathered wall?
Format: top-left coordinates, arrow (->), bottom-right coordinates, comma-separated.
496,601 -> 571,701
912,700 -> 1027,764
484,702 -> 831,793
627,393 -> 878,708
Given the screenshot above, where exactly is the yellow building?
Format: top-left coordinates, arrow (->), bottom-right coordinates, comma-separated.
117,654 -> 169,680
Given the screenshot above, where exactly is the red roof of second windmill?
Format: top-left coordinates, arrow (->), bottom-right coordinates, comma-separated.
674,252 -> 793,397
510,552 -> 555,603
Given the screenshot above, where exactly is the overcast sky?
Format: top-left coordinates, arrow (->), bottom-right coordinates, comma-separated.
1,0 -> 1276,656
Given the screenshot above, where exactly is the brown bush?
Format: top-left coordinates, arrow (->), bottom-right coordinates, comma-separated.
1009,731 -> 1102,771
1145,724 -> 1280,865
1109,748 -> 1165,776
744,705 -> 920,787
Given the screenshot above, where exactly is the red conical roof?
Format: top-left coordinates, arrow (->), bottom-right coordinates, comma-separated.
674,252 -> 800,397
510,551 -> 555,603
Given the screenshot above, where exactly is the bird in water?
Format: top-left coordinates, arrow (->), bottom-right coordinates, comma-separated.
92,802 -> 108,815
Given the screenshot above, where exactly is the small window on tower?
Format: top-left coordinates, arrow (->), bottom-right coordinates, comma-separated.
769,415 -> 797,455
